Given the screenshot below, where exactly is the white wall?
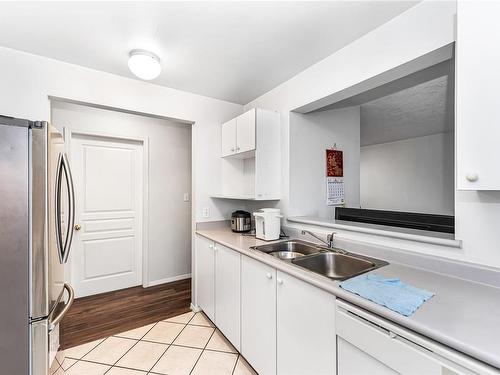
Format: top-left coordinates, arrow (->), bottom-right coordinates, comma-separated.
360,132 -> 454,215
51,101 -> 193,285
245,1 -> 456,221
290,107 -> 360,219
0,46 -> 243,224
242,1 -> 500,268
5,1 -> 500,269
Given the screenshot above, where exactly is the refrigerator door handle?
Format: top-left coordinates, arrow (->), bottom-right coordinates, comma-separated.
54,153 -> 64,263
61,153 -> 76,263
48,283 -> 74,332
55,153 -> 76,264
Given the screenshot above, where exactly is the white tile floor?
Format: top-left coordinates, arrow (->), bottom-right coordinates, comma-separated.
50,311 -> 257,375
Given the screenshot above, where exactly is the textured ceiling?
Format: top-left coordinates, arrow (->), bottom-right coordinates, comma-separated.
0,1 -> 418,104
360,67 -> 454,146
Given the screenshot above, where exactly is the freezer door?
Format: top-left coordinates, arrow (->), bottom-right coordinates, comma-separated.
48,283 -> 75,332
47,283 -> 75,369
0,122 -> 30,375
30,319 -> 49,375
30,284 -> 74,375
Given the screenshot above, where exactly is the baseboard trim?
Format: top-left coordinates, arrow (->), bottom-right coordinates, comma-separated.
190,303 -> 201,312
146,273 -> 191,287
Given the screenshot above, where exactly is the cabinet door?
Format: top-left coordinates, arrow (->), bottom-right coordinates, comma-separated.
241,255 -> 276,375
221,118 -> 237,157
276,271 -> 336,375
214,244 -> 241,351
195,235 -> 215,321
236,109 -> 256,154
457,1 -> 500,189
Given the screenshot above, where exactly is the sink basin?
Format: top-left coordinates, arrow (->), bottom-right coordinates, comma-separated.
269,251 -> 307,260
252,239 -> 388,278
292,252 -> 388,280
251,240 -> 322,260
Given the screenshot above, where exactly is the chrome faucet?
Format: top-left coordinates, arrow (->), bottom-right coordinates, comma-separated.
301,230 -> 335,248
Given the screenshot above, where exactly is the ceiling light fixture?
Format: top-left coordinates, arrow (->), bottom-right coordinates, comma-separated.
128,49 -> 161,80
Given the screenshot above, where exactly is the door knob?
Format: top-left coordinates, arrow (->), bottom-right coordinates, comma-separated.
74,224 -> 81,231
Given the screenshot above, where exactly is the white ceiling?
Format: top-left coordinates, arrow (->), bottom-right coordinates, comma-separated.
0,1 -> 418,104
360,74 -> 454,146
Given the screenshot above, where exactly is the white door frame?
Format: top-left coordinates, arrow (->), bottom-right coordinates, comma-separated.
190,121 -> 198,311
63,127 -> 151,288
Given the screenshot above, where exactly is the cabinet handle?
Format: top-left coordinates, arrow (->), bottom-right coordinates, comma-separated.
466,173 -> 479,182
230,147 -> 235,152
266,272 -> 273,279
214,246 -> 218,252
277,278 -> 283,285
236,146 -> 240,151
209,244 -> 213,249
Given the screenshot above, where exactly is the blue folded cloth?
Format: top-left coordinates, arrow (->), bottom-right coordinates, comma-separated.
340,273 -> 434,317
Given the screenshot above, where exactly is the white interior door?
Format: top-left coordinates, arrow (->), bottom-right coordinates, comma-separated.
70,133 -> 143,297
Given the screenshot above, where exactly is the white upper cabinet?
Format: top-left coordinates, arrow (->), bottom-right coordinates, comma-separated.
216,108 -> 281,200
221,109 -> 256,157
236,109 -> 256,154
221,118 -> 237,157
457,1 -> 500,190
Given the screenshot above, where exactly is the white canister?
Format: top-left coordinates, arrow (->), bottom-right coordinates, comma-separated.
253,208 -> 283,241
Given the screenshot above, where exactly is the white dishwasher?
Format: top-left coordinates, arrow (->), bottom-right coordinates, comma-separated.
335,300 -> 498,375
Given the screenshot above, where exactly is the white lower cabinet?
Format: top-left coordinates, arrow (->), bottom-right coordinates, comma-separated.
239,257 -> 337,375
214,243 -> 241,351
196,235 -> 495,375
241,255 -> 277,375
276,271 -> 336,375
195,235 -> 215,321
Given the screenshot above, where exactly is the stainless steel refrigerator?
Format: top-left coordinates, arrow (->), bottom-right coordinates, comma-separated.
0,115 -> 76,375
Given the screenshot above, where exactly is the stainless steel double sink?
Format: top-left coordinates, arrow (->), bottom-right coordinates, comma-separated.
251,239 -> 388,281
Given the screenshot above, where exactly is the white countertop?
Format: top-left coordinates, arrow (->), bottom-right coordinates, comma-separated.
196,227 -> 500,370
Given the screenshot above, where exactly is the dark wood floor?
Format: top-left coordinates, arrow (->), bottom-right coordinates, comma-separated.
60,278 -> 192,349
